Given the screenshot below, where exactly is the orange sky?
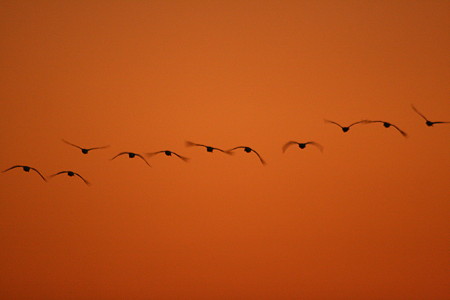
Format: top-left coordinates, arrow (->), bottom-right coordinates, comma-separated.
1,1 -> 449,299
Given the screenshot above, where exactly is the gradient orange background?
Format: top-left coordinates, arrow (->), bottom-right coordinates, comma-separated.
1,1 -> 449,299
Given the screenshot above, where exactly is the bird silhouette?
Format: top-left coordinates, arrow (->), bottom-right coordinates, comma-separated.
110,152 -> 151,167
146,150 -> 189,162
49,171 -> 90,185
364,120 -> 408,137
62,139 -> 109,154
324,119 -> 368,132
185,141 -> 230,154
2,165 -> 47,182
411,105 -> 450,127
226,146 -> 266,165
282,141 -> 324,153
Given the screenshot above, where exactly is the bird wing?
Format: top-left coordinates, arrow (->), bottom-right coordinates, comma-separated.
172,152 -> 190,162
226,146 -> 245,153
185,141 -> 205,147
2,165 -> 23,172
251,149 -> 267,165
135,154 -> 152,167
110,152 -> 129,160
145,151 -> 165,157
306,141 -> 324,152
349,120 -> 371,127
74,173 -> 90,185
324,119 -> 343,128
411,105 -> 429,121
87,145 -> 110,151
391,124 -> 408,137
30,168 -> 47,181
432,121 -> 450,124
282,141 -> 298,153
62,139 -> 82,150
49,171 -> 68,178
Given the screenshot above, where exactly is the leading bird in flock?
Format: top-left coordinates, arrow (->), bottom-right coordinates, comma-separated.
2,165 -> 47,182
282,141 -> 324,153
110,152 -> 151,167
411,105 -> 450,127
49,171 -> 90,185
226,146 -> 266,165
62,139 -> 109,154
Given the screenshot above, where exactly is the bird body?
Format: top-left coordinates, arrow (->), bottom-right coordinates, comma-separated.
226,146 -> 266,165
324,119 -> 368,132
411,105 -> 449,127
62,139 -> 109,154
185,141 -> 229,153
146,150 -> 189,162
110,152 -> 151,167
2,165 -> 47,181
49,171 -> 90,185
364,120 -> 408,137
282,141 -> 323,153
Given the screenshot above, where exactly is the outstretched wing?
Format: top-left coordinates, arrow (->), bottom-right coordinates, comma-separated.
74,173 -> 90,185
49,171 -> 68,178
87,145 -> 110,151
30,168 -> 47,181
324,119 -> 343,128
2,165 -> 23,172
62,139 -> 82,150
391,124 -> 408,137
282,141 -> 298,153
251,149 -> 266,165
431,121 -> 450,124
411,105 -> 429,121
135,154 -> 152,167
172,152 -> 189,162
146,151 -> 165,157
110,152 -> 129,160
306,141 -> 324,152
225,146 -> 245,154
185,141 -> 206,148
349,120 -> 371,127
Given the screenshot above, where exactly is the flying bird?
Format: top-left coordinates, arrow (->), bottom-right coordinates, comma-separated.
324,119 -> 368,132
146,150 -> 189,162
185,141 -> 230,154
2,165 -> 47,182
62,139 -> 109,154
411,105 -> 450,127
364,120 -> 408,137
226,146 -> 266,165
282,141 -> 324,153
110,152 -> 151,167
49,171 -> 90,185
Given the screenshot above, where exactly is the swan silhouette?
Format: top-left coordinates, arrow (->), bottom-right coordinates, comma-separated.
146,150 -> 189,162
226,146 -> 266,165
411,105 -> 450,127
282,141 -> 323,153
62,139 -> 109,154
364,120 -> 408,137
110,152 -> 151,167
185,141 -> 230,154
49,171 -> 90,185
2,165 -> 47,182
324,119 -> 368,132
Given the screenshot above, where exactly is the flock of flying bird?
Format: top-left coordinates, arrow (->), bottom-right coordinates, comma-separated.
2,105 -> 449,186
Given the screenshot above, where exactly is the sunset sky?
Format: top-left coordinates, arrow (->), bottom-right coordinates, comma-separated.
1,1 -> 449,299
